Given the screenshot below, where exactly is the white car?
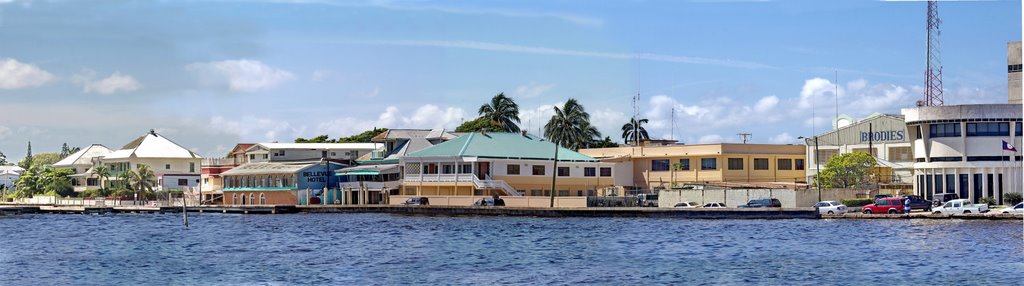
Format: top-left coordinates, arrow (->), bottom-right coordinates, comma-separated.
932,199 -> 989,214
996,202 -> 1023,214
702,202 -> 726,208
674,201 -> 700,208
815,201 -> 847,215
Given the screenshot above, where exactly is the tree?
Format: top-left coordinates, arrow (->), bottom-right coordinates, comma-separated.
12,165 -> 41,198
543,98 -> 594,151
20,153 -> 62,167
295,135 -> 335,143
0,150 -> 7,165
40,167 -> 74,197
589,136 -> 619,148
91,165 -> 111,190
671,162 -> 687,188
818,152 -> 877,188
128,165 -> 157,200
20,141 -> 33,169
578,120 -> 602,149
621,118 -> 650,145
337,128 -> 388,143
455,117 -> 500,132
59,143 -> 80,159
478,93 -> 521,133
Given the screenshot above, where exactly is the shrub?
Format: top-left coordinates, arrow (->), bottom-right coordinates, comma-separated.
841,198 -> 875,207
1005,193 -> 1023,206
978,197 -> 997,205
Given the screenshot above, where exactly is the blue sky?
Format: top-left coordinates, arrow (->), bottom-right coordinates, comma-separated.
0,0 -> 1020,161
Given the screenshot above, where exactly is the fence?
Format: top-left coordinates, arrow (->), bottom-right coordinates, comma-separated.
658,188 -> 878,208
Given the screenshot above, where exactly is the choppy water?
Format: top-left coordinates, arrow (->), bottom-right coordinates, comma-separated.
0,213 -> 1021,285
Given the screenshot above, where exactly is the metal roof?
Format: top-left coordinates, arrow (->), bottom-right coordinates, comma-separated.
53,144 -> 112,167
221,161 -> 346,176
248,142 -> 383,151
103,130 -> 200,159
405,132 -> 598,162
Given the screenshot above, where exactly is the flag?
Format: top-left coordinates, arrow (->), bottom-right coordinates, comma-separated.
1002,140 -> 1018,152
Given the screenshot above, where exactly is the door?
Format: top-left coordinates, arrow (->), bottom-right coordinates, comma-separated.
477,162 -> 490,179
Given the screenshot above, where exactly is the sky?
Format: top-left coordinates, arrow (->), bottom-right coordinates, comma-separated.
0,0 -> 1020,162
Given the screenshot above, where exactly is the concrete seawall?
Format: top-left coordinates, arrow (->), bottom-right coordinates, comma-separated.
299,205 -> 820,219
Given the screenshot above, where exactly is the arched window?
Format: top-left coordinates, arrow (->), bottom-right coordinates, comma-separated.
232,194 -> 238,204
259,193 -> 266,205
249,193 -> 256,205
240,194 -> 246,205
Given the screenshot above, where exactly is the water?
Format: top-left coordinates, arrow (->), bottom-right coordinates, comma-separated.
0,213 -> 1021,285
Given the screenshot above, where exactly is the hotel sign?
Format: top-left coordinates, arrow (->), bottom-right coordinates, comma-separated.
860,130 -> 905,143
303,171 -> 330,183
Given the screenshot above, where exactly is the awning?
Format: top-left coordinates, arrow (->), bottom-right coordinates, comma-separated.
336,164 -> 400,176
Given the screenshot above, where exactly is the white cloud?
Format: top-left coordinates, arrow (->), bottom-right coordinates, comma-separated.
698,134 -> 725,144
186,59 -> 294,92
209,116 -> 304,142
512,83 -> 556,98
753,95 -> 779,113
355,40 -> 773,69
0,58 -> 54,89
315,105 -> 467,138
768,132 -> 796,144
796,77 -> 914,120
311,69 -> 330,82
0,126 -> 11,140
73,70 -> 141,94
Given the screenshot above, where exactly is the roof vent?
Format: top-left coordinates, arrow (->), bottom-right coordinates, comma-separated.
149,129 -> 156,136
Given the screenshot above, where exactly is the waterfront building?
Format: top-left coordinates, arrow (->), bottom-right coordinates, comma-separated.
51,144 -> 113,192
335,129 -> 456,204
99,130 -> 203,191
199,143 -> 254,204
400,132 -> 628,197
220,160 -> 346,205
902,103 -> 1023,204
803,113 -> 914,186
243,142 -> 382,165
579,143 -> 807,191
0,165 -> 24,191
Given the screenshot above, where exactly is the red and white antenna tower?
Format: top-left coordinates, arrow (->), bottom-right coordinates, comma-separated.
922,0 -> 944,106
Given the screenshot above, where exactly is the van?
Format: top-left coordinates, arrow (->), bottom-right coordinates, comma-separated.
636,194 -> 659,207
739,198 -> 782,208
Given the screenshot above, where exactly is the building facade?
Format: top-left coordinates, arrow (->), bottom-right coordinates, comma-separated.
99,130 -> 203,192
52,144 -> 113,192
0,166 -> 24,192
803,114 -> 914,185
1009,41 -> 1021,104
200,143 -> 254,204
335,129 -> 456,204
580,143 -> 807,190
221,160 -> 346,205
902,104 -> 1023,204
400,132 -> 629,197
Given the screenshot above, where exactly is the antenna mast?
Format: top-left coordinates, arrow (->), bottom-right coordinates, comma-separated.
738,133 -> 751,144
923,0 -> 944,106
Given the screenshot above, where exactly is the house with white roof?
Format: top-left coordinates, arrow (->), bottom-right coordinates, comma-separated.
0,165 -> 25,191
52,144 -> 114,192
100,130 -> 203,191
244,142 -> 383,164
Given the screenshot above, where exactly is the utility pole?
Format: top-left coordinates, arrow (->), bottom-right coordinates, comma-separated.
738,133 -> 751,144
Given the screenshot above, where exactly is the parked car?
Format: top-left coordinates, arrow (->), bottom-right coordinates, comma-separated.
932,193 -> 960,206
401,197 -> 429,206
901,195 -> 933,212
702,202 -> 726,208
861,197 -> 906,214
996,202 -> 1023,214
815,201 -> 847,215
674,201 -> 700,208
932,199 -> 989,214
637,194 -> 659,207
739,198 -> 782,208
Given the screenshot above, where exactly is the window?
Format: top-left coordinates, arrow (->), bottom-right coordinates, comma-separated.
651,159 -> 670,171
259,193 -> 266,205
532,165 -> 545,176
777,159 -> 791,170
86,178 -> 99,186
795,159 -> 805,170
1017,122 -> 1022,136
678,159 -> 690,170
888,147 -> 912,162
558,190 -> 569,196
966,122 -> 1010,136
929,123 -> 961,138
584,167 -> 596,177
930,157 -> 963,162
331,152 -> 337,156
600,167 -> 612,177
753,158 -> 769,170
1009,64 -> 1023,73
506,164 -> 520,175
262,154 -> 268,159
557,167 -> 570,177
177,179 -> 188,186
460,164 -> 472,174
203,178 -> 209,184
700,158 -> 717,170
966,156 -> 1011,161
817,149 -> 838,165
727,158 -> 743,170
164,164 -> 170,170
442,164 -> 455,174
249,154 -> 255,160
279,150 -> 286,156
423,163 -> 438,174
190,162 -> 195,172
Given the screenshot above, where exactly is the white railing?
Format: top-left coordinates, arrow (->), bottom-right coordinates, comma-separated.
403,174 -> 520,196
339,181 -> 401,190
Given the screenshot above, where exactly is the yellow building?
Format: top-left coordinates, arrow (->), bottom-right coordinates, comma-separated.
579,143 -> 807,190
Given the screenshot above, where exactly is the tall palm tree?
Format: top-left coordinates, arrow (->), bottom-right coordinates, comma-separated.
478,93 -> 521,133
90,165 -> 111,190
621,118 -> 650,145
128,165 -> 156,202
543,99 -> 593,150
578,120 -> 603,149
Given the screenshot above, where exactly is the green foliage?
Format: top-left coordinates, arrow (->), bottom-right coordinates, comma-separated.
60,143 -> 81,158
11,165 -> 74,198
128,165 -> 157,198
589,136 -> 619,148
841,198 -> 875,207
295,135 -> 334,143
1004,193 -> 1022,206
455,117 -> 500,132
978,197 -> 997,205
543,99 -> 598,150
818,152 -> 877,188
0,150 -> 8,165
21,153 -> 62,167
295,128 -> 388,143
621,118 -> 650,145
19,141 -> 33,169
478,93 -> 521,133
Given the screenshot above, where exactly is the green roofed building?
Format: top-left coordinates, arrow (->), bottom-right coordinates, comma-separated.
398,132 -> 631,201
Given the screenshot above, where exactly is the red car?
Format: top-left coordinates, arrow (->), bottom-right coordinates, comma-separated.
862,197 -> 906,214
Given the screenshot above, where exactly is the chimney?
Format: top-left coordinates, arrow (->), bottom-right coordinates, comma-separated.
521,130 -> 528,137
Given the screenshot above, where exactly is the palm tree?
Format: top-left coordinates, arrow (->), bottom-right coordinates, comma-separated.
128,165 -> 156,203
671,162 -> 686,189
90,165 -> 111,190
578,120 -> 603,149
478,93 -> 521,133
621,118 -> 650,145
544,99 -> 594,151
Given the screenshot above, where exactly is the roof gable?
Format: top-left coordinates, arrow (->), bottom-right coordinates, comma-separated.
106,130 -> 200,159
53,144 -> 112,167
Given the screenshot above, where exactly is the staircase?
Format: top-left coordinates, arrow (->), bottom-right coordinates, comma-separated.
475,175 -> 521,196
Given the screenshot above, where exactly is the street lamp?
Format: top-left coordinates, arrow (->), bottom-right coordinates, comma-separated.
798,136 -> 822,202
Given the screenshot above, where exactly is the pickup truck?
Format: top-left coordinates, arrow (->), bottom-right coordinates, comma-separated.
931,199 -> 988,214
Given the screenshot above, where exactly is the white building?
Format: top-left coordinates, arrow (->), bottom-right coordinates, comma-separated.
244,142 -> 383,164
902,104 -> 1023,204
0,165 -> 25,191
804,113 -> 914,185
52,144 -> 113,192
100,130 -> 203,191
